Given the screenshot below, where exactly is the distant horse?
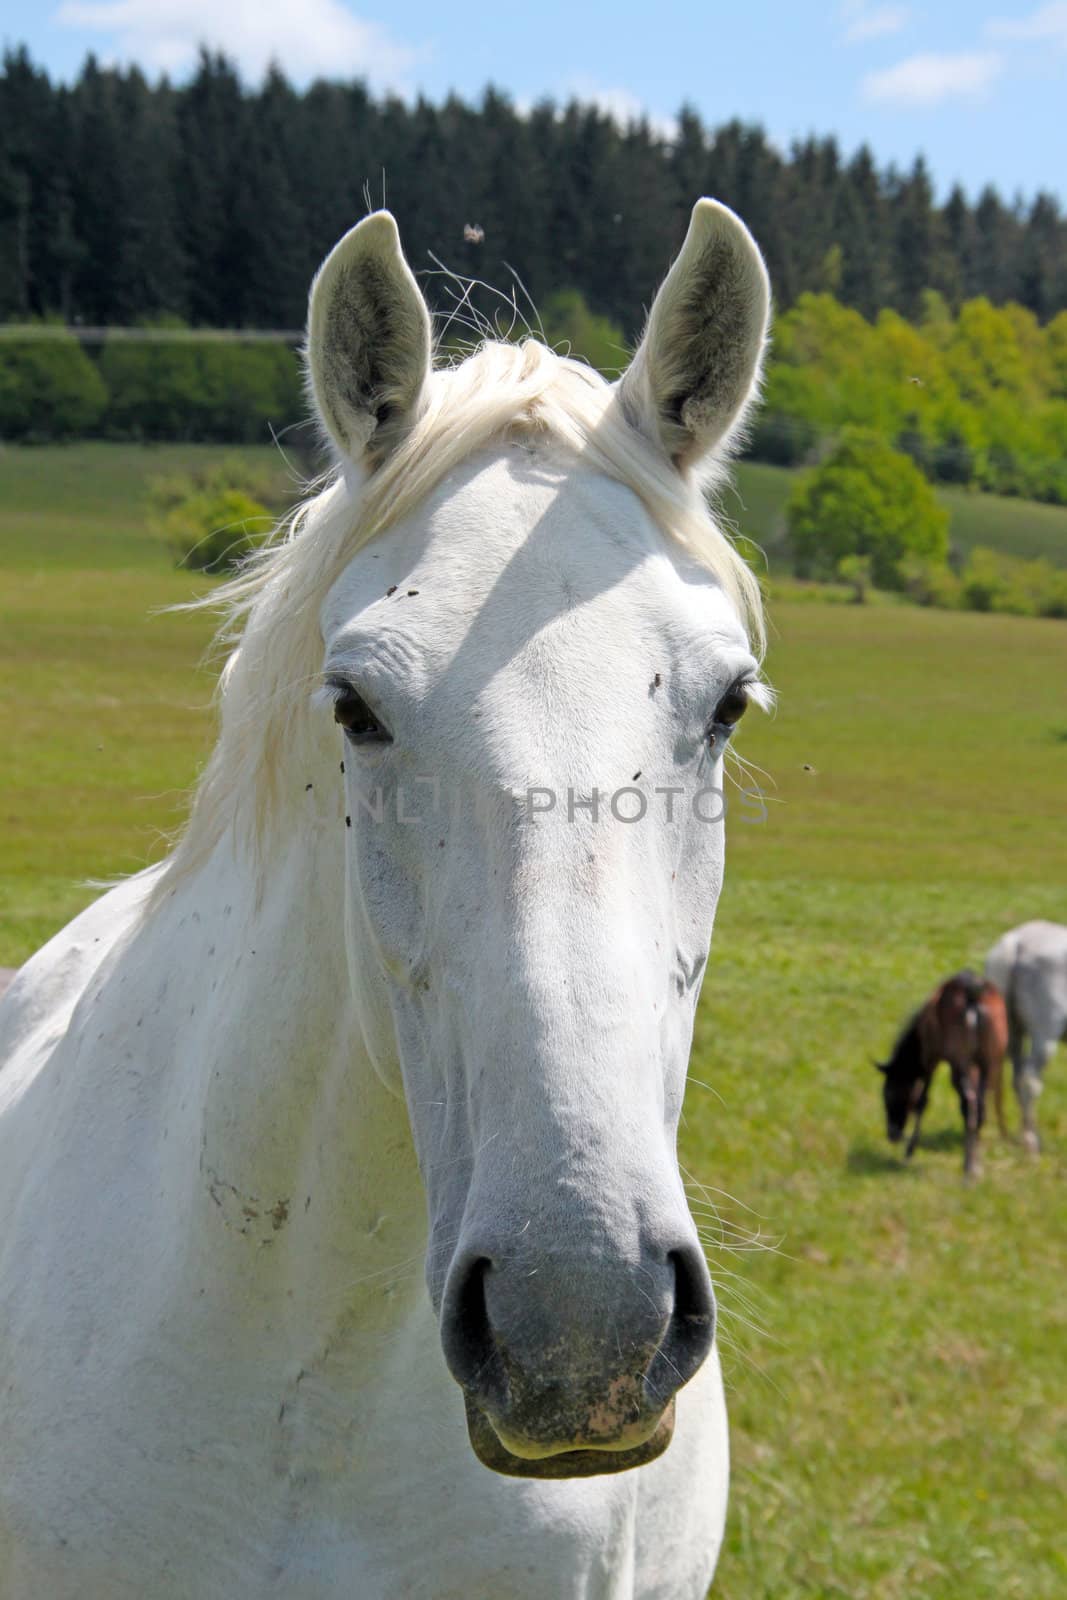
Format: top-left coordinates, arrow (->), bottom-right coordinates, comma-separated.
876,972 -> 1007,1179
986,921 -> 1067,1153
0,200 -> 772,1597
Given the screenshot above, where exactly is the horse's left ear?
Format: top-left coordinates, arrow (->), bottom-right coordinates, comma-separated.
306,210 -> 431,466
617,198 -> 770,472
873,1059 -> 889,1074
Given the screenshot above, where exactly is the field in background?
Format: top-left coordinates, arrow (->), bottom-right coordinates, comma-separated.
0,441 -> 296,571
2,443 -> 1066,1597
726,460 -> 1067,572
692,598 -> 1067,1598
3,443 -> 1066,578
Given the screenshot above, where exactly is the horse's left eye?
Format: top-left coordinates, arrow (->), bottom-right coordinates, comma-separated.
716,682 -> 751,726
706,679 -> 751,751
333,690 -> 392,745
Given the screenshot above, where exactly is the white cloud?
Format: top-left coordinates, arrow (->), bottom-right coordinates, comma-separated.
841,4 -> 911,43
55,0 -> 418,88
564,77 -> 678,142
863,50 -> 1002,105
986,2 -> 1067,47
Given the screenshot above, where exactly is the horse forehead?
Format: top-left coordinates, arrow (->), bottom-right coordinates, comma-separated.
421,444 -> 658,561
323,446 -> 744,675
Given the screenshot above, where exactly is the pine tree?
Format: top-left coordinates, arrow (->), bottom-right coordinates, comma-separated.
105,69 -> 188,321
1019,194 -> 1065,322
972,186 -> 1019,305
175,52 -> 246,325
229,67 -> 308,327
890,157 -> 941,321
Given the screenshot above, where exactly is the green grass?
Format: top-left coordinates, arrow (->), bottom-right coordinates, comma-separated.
729,459 -> 1067,572
0,565 -> 219,959
938,486 -> 1067,567
687,598 -> 1067,1598
0,440 -> 299,569
2,445 -> 1066,1597
0,442 -> 304,953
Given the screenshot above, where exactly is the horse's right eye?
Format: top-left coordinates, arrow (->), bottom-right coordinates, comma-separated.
333,690 -> 392,745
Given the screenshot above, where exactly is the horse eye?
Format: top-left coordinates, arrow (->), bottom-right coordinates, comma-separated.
333,690 -> 392,745
706,679 -> 751,749
715,680 -> 751,727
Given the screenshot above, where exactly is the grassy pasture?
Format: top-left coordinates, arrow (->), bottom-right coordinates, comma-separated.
1,443 -> 1066,1597
0,440 -> 295,570
727,460 -> 1067,571
696,599 -> 1067,1598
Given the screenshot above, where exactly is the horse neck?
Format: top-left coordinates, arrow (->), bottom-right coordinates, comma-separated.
151,766 -> 428,1349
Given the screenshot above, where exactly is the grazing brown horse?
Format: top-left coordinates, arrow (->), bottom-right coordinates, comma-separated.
876,972 -> 1008,1179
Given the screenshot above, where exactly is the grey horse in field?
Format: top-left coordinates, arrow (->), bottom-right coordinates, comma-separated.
985,921 -> 1067,1152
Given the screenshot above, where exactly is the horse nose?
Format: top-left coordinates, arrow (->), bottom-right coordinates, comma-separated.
439,1240 -> 715,1463
644,1244 -> 719,1404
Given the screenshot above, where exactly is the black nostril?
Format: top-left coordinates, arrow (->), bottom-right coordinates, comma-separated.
669,1245 -> 718,1369
645,1245 -> 716,1405
440,1256 -> 505,1402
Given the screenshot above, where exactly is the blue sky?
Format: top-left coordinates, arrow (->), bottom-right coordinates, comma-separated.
3,0 -> 1063,201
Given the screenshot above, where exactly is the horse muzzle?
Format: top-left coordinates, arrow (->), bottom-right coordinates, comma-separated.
440,1244 -> 714,1479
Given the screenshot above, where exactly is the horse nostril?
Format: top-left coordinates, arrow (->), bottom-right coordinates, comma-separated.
645,1245 -> 716,1405
440,1255 -> 503,1400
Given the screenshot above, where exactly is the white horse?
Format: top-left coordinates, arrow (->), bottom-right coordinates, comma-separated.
986,921 -> 1067,1153
0,200 -> 771,1599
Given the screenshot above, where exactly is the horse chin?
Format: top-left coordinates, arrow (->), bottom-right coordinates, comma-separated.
462,1395 -> 676,1479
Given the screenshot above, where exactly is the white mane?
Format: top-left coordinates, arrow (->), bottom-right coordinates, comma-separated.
154,337 -> 764,897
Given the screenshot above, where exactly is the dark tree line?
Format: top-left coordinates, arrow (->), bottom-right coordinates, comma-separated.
2,45 -> 1065,336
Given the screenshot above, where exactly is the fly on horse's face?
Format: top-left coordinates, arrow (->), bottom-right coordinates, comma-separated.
307,204 -> 770,1480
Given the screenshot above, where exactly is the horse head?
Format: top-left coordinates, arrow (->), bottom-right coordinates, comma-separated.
304,202 -> 770,1477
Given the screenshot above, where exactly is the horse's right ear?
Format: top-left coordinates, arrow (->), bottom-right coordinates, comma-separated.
306,210 -> 431,466
873,1059 -> 889,1074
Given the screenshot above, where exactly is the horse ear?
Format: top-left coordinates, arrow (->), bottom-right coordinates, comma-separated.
617,198 -> 770,472
306,210 -> 431,466
873,1059 -> 889,1074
